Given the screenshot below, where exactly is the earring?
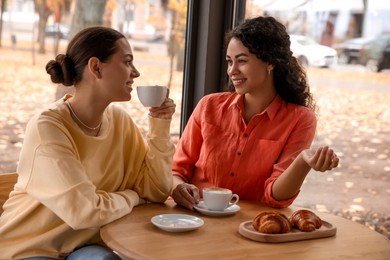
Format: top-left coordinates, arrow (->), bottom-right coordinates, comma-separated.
267,67 -> 272,75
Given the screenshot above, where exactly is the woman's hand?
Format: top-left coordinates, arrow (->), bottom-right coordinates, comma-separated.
302,146 -> 339,172
171,183 -> 200,210
148,89 -> 176,119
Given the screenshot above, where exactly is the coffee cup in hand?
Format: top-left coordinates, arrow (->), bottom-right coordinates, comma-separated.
202,187 -> 239,211
136,85 -> 167,107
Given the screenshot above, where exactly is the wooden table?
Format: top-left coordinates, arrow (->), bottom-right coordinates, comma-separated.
100,199 -> 390,260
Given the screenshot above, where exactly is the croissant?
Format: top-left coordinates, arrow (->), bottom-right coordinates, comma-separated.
252,211 -> 292,234
290,209 -> 322,232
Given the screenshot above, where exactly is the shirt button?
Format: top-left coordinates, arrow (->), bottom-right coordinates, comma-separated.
230,172 -> 235,176
243,133 -> 248,138
237,152 -> 241,156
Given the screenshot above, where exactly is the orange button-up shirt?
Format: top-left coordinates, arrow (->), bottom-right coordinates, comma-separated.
173,92 -> 316,208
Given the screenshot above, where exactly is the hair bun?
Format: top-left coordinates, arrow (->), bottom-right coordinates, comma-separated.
45,54 -> 75,86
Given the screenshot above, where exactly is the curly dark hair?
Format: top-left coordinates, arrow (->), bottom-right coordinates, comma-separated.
225,16 -> 316,111
45,26 -> 125,86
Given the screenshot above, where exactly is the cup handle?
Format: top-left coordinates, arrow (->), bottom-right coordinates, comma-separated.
230,194 -> 239,205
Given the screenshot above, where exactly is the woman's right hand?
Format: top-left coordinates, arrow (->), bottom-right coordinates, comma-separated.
171,183 -> 200,210
148,89 -> 176,119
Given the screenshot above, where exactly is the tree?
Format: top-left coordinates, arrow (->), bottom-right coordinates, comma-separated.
167,0 -> 186,89
29,0 -> 68,55
0,0 -> 7,48
46,0 -> 67,55
69,0 -> 107,39
34,0 -> 52,54
362,0 -> 367,36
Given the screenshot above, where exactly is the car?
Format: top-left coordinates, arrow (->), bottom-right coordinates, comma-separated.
332,37 -> 373,64
289,34 -> 337,68
358,32 -> 390,72
124,21 -> 163,42
45,24 -> 70,39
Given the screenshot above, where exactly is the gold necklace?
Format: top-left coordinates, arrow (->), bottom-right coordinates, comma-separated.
65,100 -> 102,131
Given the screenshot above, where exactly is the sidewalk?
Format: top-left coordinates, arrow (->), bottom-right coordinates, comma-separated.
294,67 -> 390,239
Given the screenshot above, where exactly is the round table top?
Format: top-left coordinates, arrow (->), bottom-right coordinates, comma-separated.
101,199 -> 390,260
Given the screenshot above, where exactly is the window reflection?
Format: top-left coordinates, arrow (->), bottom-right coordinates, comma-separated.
0,0 -> 187,174
111,0 -> 187,143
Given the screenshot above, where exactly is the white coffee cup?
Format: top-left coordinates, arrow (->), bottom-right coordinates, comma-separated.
136,85 -> 167,107
202,187 -> 239,211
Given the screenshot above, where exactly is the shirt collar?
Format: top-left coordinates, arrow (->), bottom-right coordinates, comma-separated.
228,93 -> 242,109
229,93 -> 283,121
264,95 -> 283,120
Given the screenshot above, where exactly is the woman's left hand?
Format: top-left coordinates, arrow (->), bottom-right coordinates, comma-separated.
148,90 -> 176,119
302,146 -> 339,172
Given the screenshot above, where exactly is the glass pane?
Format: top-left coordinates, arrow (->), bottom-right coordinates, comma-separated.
114,0 -> 186,143
245,0 -> 390,239
0,0 -> 187,173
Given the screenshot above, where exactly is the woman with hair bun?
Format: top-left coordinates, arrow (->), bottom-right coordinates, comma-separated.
0,27 -> 176,259
171,16 -> 339,210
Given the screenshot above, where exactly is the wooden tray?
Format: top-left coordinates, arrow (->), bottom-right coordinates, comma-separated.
239,220 -> 337,243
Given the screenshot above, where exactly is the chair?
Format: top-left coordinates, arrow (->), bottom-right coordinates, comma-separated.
0,172 -> 18,215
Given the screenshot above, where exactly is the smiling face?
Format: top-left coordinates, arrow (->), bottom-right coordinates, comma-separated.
99,38 -> 140,102
226,38 -> 273,97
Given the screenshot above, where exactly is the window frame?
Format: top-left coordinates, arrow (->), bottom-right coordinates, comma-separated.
180,0 -> 246,134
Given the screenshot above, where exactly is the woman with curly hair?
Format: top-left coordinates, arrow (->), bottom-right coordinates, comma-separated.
171,16 -> 339,210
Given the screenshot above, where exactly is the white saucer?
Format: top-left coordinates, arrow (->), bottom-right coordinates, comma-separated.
151,214 -> 204,232
194,201 -> 240,217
